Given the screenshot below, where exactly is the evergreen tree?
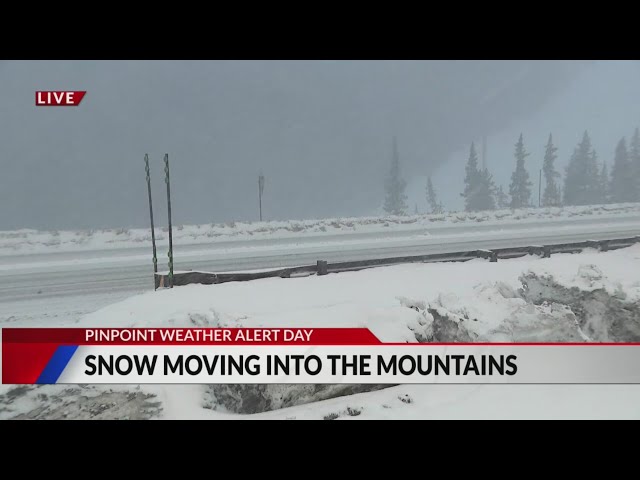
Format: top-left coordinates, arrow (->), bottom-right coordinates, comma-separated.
477,168 -> 497,211
508,134 -> 532,208
609,137 -> 634,203
586,149 -> 601,203
496,185 -> 509,209
461,142 -> 496,211
630,128 -> 640,201
564,146 -> 584,206
461,142 -> 481,212
599,162 -> 610,204
383,137 -> 408,215
542,134 -> 561,207
564,131 -> 600,206
426,176 -> 444,214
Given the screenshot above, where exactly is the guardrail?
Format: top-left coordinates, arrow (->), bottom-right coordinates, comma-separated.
154,235 -> 640,289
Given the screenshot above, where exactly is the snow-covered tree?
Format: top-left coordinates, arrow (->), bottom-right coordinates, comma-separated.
383,137 -> 408,215
509,134 -> 533,209
630,128 -> 640,201
495,185 -> 509,209
461,142 -> 480,211
586,149 -> 601,203
425,176 -> 444,214
599,161 -> 610,204
564,131 -> 600,206
609,137 -> 633,203
542,134 -> 561,207
461,142 -> 495,211
477,168 -> 497,211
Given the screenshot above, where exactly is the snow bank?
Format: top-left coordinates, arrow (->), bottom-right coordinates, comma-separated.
3,243 -> 640,419
2,202 -> 640,255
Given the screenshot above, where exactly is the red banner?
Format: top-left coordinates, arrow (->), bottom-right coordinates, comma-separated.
35,91 -> 86,106
2,328 -> 382,346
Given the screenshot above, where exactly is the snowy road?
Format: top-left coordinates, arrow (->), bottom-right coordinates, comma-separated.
1,214 -> 640,326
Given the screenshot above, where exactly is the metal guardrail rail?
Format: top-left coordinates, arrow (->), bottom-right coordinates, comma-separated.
154,235 -> 640,289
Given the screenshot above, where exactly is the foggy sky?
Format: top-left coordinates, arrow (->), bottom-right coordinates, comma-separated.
0,60 -> 601,230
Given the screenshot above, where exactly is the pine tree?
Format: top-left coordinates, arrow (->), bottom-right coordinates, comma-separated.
542,134 -> 561,207
496,185 -> 509,209
383,137 -> 408,215
509,134 -> 533,209
599,162 -> 610,204
564,131 -> 600,206
586,149 -> 601,203
426,176 -> 444,214
477,168 -> 497,211
629,128 -> 640,201
461,142 -> 481,212
609,137 -> 633,203
564,150 -> 582,206
461,142 -> 496,211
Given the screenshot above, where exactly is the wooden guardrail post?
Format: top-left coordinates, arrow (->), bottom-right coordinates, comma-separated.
317,260 -> 328,276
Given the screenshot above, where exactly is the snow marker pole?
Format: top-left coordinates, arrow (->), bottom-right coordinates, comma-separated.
538,169 -> 542,207
164,153 -> 174,289
258,173 -> 265,222
144,154 -> 158,290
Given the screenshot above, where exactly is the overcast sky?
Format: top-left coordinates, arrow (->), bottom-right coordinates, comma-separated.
3,60 -> 636,230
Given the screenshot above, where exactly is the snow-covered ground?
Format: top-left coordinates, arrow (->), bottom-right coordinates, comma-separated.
2,202 -> 640,256
3,202 -> 639,336
2,243 -> 640,419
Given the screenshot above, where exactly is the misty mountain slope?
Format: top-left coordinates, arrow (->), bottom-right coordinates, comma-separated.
418,60 -> 640,213
0,61 -> 586,230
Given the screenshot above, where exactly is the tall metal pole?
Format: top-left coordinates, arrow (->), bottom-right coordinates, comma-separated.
164,154 -> 174,288
258,173 -> 265,222
482,136 -> 487,171
539,169 -> 542,207
259,182 -> 263,221
144,154 -> 158,290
